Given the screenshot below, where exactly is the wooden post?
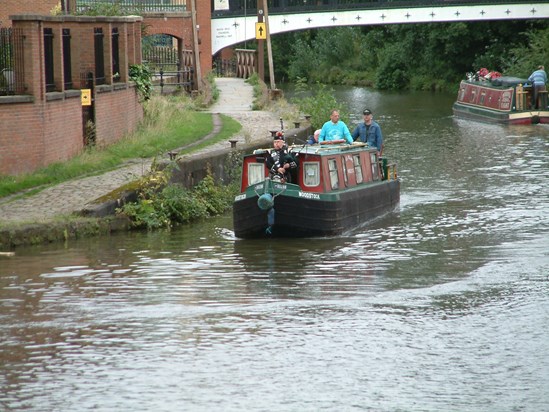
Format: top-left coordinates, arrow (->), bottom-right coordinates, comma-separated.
257,8 -> 264,82
262,0 -> 275,90
191,0 -> 202,90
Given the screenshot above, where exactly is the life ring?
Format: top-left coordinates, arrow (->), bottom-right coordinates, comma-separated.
320,139 -> 346,145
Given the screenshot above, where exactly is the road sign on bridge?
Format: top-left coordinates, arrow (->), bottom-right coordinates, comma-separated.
255,22 -> 266,39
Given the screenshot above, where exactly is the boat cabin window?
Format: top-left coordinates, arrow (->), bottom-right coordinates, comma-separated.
353,154 -> 363,183
479,91 -> 486,105
370,153 -> 379,181
470,89 -> 477,103
342,156 -> 348,186
248,163 -> 265,186
328,158 -> 339,190
303,162 -> 320,187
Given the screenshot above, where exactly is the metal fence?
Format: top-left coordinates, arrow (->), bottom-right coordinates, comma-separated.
143,46 -> 194,93
76,0 -> 187,13
0,28 -> 25,96
214,0 -> 549,16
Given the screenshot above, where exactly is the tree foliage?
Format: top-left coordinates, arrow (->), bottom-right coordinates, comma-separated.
269,20 -> 547,92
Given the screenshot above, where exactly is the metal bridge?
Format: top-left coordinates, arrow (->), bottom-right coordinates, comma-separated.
211,0 -> 549,54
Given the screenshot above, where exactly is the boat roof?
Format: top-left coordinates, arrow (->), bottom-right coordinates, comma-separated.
253,142 -> 375,157
464,76 -> 529,88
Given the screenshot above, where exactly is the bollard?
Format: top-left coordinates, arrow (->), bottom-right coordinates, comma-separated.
293,121 -> 301,128
168,151 -> 177,161
229,139 -> 238,148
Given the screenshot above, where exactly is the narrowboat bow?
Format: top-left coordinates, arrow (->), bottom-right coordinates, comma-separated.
232,141 -> 400,238
453,75 -> 549,125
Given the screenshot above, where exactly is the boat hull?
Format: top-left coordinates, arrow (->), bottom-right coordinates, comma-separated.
233,180 -> 400,238
453,102 -> 549,125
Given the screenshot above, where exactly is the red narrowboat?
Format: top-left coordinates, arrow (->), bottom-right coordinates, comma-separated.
233,141 -> 400,238
453,76 -> 549,125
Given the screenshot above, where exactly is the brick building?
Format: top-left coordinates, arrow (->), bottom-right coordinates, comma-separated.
0,1 -> 217,176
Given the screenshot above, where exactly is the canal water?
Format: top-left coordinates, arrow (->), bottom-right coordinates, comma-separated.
1,87 -> 548,411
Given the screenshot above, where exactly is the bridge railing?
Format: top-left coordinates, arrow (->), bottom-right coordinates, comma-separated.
76,0 -> 187,13
214,0 -> 549,17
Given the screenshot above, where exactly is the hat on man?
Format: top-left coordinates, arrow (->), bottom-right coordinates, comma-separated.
274,131 -> 285,141
363,109 -> 372,115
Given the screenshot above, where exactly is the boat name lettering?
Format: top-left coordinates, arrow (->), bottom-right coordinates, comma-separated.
235,194 -> 246,201
255,183 -> 264,190
274,183 -> 287,190
299,191 -> 320,199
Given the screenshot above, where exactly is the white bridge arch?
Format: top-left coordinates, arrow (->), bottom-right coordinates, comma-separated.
212,3 -> 549,55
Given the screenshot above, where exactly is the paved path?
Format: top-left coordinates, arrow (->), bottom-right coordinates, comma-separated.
0,78 -> 282,226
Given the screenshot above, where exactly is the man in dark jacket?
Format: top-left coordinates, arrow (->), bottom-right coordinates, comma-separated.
352,109 -> 383,155
265,132 -> 298,183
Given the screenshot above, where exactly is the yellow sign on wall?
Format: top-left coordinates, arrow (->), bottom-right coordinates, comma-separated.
81,89 -> 92,106
255,22 -> 266,40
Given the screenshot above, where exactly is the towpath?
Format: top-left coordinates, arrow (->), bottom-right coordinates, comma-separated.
0,78 -> 282,226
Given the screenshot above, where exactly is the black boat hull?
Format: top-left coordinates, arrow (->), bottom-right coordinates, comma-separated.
233,180 -> 400,238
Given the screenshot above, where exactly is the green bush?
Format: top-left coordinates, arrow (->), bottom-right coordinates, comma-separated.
119,171 -> 238,230
290,80 -> 349,130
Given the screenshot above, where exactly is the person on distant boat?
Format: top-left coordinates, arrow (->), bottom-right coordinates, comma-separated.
319,110 -> 353,144
528,65 -> 547,109
352,108 -> 383,155
306,129 -> 321,145
265,131 -> 298,183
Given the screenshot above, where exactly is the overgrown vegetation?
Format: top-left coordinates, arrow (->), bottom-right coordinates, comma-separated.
268,21 -> 549,92
290,79 -> 350,130
118,164 -> 239,230
74,3 -> 125,16
246,72 -> 269,110
129,64 -> 153,101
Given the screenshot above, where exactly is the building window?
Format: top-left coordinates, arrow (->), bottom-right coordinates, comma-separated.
342,155 -> 348,186
328,158 -> 339,190
303,162 -> 320,187
248,163 -> 265,186
62,29 -> 72,89
94,27 -> 105,85
44,28 -> 55,92
371,153 -> 379,181
353,154 -> 363,183
111,27 -> 120,82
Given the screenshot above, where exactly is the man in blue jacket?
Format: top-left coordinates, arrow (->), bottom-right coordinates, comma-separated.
352,109 -> 383,155
528,65 -> 547,109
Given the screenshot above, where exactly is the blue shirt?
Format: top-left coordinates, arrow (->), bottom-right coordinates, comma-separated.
528,69 -> 547,86
352,121 -> 383,152
319,121 -> 353,144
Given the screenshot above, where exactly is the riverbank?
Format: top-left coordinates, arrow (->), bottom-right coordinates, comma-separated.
0,78 -> 310,250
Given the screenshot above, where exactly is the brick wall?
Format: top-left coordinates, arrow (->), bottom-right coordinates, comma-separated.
196,0 -> 212,74
0,0 -> 59,27
0,103 -> 45,175
0,95 -> 82,176
95,86 -> 143,147
0,15 -> 145,176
